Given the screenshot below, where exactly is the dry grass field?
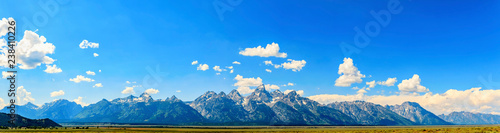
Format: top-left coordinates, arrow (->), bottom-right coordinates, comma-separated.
0,125 -> 499,132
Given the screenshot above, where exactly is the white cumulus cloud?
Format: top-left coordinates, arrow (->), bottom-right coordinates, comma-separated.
264,60 -> 273,65
366,80 -> 376,88
213,65 -> 225,72
93,53 -> 99,57
73,96 -> 89,107
232,61 -> 241,65
357,89 -> 368,94
122,86 -> 136,94
86,70 -> 96,75
0,98 -> 5,109
0,18 -> 15,37
239,42 -> 287,58
79,40 -> 99,49
69,75 -> 94,83
197,64 -> 209,71
280,59 -> 306,72
265,69 -> 272,73
93,83 -> 103,88
265,84 -> 280,90
334,58 -> 365,87
234,74 -> 263,94
2,71 -> 13,79
44,64 -> 62,73
398,74 -> 428,93
16,86 -> 35,105
145,88 -> 159,94
191,60 -> 198,65
378,77 -> 397,86
1,30 -> 56,69
50,90 -> 65,97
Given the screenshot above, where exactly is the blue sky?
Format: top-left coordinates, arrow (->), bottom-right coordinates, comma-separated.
1,0 -> 500,115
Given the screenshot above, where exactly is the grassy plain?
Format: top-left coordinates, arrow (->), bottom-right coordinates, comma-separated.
0,125 -> 499,132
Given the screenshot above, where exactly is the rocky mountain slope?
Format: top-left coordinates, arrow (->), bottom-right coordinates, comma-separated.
387,101 -> 451,125
439,111 -> 500,125
1,99 -> 82,122
73,93 -> 205,124
1,85 -> 482,126
328,101 -> 414,126
189,85 -> 355,125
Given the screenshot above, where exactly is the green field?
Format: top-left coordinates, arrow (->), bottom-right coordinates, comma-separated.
1,125 -> 500,132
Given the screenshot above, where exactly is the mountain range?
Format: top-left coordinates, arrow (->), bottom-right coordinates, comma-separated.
2,84 -> 496,125
439,111 -> 500,125
386,101 -> 452,125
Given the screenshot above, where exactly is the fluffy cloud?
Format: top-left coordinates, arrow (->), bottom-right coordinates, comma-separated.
145,88 -> 159,94
44,64 -> 62,73
366,80 -> 376,88
226,66 -> 234,73
86,70 -> 96,75
17,86 -> 35,105
397,74 -> 428,93
265,69 -> 272,73
176,90 -> 181,93
357,89 -> 368,94
79,40 -> 99,49
93,83 -> 103,88
191,60 -> 198,65
0,98 -> 5,109
69,75 -> 95,83
234,75 -> 262,87
234,74 -> 263,94
2,71 -> 13,79
334,58 -> 365,87
0,18 -> 14,37
93,53 -> 99,57
236,86 -> 254,95
378,77 -> 397,86
265,84 -> 280,90
232,61 -> 241,65
197,64 -> 209,71
50,90 -> 65,97
284,90 -> 304,96
1,30 -> 55,69
73,96 -> 89,107
280,59 -> 307,72
264,60 -> 273,65
213,65 -> 225,72
308,87 -> 500,115
288,83 -> 295,86
239,42 -> 287,58
122,86 -> 136,94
